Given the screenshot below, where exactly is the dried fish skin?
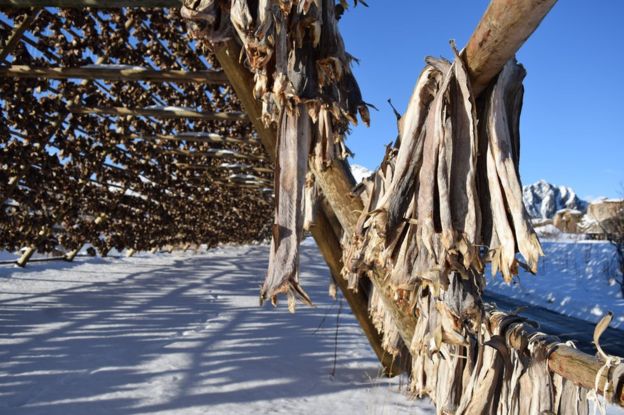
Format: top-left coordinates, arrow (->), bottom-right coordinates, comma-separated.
260,104 -> 313,311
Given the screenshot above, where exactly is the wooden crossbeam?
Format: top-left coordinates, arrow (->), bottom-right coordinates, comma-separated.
0,65 -> 229,84
464,0 -> 557,95
175,163 -> 273,175
0,0 -> 181,7
158,148 -> 266,162
132,132 -> 260,145
66,105 -> 248,121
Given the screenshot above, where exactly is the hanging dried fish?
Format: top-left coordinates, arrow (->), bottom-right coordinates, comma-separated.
481,60 -> 543,281
260,105 -> 313,311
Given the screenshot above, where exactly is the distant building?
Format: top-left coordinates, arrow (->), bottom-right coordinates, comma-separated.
553,209 -> 584,233
579,199 -> 624,239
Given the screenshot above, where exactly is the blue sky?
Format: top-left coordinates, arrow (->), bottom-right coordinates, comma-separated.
338,1 -> 624,200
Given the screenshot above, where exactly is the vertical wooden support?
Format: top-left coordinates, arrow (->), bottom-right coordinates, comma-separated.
126,248 -> 136,257
16,246 -> 36,267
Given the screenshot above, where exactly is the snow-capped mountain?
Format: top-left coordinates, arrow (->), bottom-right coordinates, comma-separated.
350,164 -> 373,183
522,180 -> 588,219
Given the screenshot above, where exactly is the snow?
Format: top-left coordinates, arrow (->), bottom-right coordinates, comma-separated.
2,239 -> 623,414
0,243 -> 434,415
485,240 -> 624,328
350,164 -> 373,183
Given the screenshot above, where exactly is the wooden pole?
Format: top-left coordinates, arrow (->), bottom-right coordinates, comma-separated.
66,105 -> 247,122
0,10 -> 41,63
213,39 -> 402,377
158,148 -> 265,162
0,65 -> 229,84
126,248 -> 136,258
0,0 -> 181,7
464,0 -> 558,95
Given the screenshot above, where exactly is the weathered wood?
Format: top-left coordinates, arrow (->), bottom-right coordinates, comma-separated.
0,10 -> 40,63
15,245 -> 36,267
309,159 -> 360,233
506,316 -> 624,405
175,163 -> 273,175
213,39 -> 401,376
464,0 -> 558,95
0,65 -> 228,84
212,42 -> 277,157
66,105 -> 247,121
158,148 -> 266,162
0,0 -> 181,7
132,133 -> 259,145
64,246 -> 81,261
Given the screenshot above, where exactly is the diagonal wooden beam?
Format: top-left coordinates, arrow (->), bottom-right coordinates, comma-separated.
464,0 -> 557,95
0,10 -> 41,63
0,65 -> 229,84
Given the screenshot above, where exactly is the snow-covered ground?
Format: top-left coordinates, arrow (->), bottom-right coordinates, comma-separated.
2,239 -> 623,414
0,243 -> 434,415
485,240 -> 624,328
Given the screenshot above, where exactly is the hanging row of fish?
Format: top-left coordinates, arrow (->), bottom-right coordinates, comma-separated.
340,50 -> 597,414
182,0 -> 369,309
180,5 -> 623,413
344,48 -> 542,294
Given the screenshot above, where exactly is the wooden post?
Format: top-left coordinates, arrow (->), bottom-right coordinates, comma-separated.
126,248 -> 136,257
16,246 -> 36,267
464,0 -> 558,95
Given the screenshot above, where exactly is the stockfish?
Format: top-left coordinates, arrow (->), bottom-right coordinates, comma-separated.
260,105 -> 312,311
182,0 -> 369,307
